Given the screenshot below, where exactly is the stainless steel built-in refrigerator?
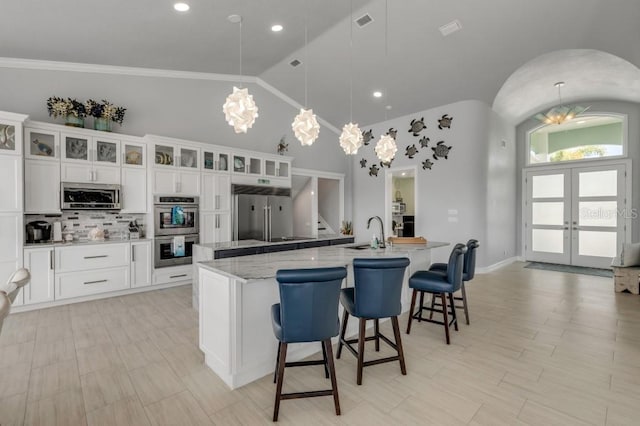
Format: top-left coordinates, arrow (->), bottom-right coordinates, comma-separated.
232,185 -> 293,242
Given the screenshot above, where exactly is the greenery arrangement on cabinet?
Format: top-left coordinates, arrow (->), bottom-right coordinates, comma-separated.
46,96 -> 87,127
86,99 -> 126,132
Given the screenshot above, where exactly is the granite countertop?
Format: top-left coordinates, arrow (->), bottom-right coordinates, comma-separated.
195,234 -> 353,251
24,238 -> 152,248
198,241 -> 449,281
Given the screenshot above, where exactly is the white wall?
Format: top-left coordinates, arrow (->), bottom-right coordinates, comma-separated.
317,178 -> 340,234
352,100 -> 516,267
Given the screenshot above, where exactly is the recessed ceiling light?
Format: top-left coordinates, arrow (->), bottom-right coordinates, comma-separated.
174,3 -> 190,12
271,24 -> 284,32
401,172 -> 406,176
373,91 -> 383,98
385,105 -> 392,110
577,120 -> 586,124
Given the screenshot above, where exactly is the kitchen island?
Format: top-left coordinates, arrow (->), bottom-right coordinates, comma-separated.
197,241 -> 448,389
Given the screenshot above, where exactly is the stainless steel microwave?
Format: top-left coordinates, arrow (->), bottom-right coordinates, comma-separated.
61,182 -> 121,210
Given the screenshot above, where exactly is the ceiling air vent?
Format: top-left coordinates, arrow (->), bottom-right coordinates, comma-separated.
290,59 -> 302,67
355,13 -> 373,28
439,19 -> 462,36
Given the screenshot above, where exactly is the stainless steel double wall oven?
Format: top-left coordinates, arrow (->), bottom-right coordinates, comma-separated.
153,196 -> 199,268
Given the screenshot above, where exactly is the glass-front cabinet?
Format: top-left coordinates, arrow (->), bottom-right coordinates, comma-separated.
122,141 -> 146,167
265,159 -> 289,178
232,154 -> 262,175
61,133 -> 120,166
153,143 -> 200,170
202,149 -> 230,172
25,128 -> 58,160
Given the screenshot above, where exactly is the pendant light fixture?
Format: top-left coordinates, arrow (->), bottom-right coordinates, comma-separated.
339,0 -> 363,155
534,82 -> 589,125
374,0 -> 397,163
223,14 -> 259,133
291,0 -> 320,146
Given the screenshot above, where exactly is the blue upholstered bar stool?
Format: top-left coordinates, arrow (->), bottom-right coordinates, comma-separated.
428,239 -> 479,325
406,244 -> 467,344
337,257 -> 410,385
271,267 -> 347,422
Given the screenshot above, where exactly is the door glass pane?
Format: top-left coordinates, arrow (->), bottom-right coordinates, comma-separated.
96,141 -> 117,163
579,231 -> 616,257
579,201 -> 617,227
579,170 -> 617,197
233,155 -> 245,172
532,202 -> 564,226
180,148 -> 197,168
29,132 -> 55,158
65,137 -> 88,160
532,174 -> 564,198
0,124 -> 16,152
155,145 -> 174,165
203,152 -> 214,170
124,144 -> 143,166
532,229 -> 564,253
219,153 -> 228,171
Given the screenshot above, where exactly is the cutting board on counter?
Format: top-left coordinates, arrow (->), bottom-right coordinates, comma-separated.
388,236 -> 427,245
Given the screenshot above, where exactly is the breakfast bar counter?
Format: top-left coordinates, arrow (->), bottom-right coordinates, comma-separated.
197,242 -> 448,389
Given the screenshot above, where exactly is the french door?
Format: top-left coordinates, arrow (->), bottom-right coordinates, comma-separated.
525,163 -> 628,268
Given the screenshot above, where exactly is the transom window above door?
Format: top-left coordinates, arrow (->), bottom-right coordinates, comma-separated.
528,114 -> 626,165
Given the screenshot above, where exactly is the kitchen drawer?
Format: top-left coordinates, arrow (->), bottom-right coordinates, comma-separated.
55,243 -> 130,272
153,266 -> 193,285
55,267 -> 130,300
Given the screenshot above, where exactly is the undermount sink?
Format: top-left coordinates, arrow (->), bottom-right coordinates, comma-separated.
346,244 -> 371,250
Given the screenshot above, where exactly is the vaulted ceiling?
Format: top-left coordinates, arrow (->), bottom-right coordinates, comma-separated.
2,0 -> 639,127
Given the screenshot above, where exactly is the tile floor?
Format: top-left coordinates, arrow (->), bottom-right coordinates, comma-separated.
1,262 -> 639,425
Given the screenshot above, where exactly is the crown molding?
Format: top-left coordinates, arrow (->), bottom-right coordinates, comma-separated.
0,57 -> 340,135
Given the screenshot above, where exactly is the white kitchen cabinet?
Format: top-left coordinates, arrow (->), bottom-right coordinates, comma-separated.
232,154 -> 263,175
61,133 -> 121,166
56,267 -> 130,300
265,159 -> 290,178
153,169 -> 200,195
202,149 -> 230,173
122,140 -> 146,168
23,247 -> 55,305
201,174 -> 231,211
131,241 -> 152,288
201,212 -> 231,244
0,213 -> 22,294
25,159 -> 60,213
121,167 -> 147,213
153,143 -> 200,170
24,128 -> 59,161
61,162 -> 120,184
153,265 -> 192,285
0,155 -> 22,212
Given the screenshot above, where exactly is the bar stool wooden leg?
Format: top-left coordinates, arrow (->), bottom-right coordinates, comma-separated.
324,339 -> 341,416
337,310 -> 349,359
374,319 -> 380,351
460,282 -> 470,325
391,316 -> 406,375
449,293 -> 458,331
273,341 -> 281,384
418,292 -> 425,321
429,293 -> 436,320
357,318 -> 366,385
441,293 -> 450,344
321,341 -> 329,378
406,289 -> 417,334
273,342 -> 288,421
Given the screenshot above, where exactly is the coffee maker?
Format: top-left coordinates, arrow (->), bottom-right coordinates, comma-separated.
26,221 -> 51,243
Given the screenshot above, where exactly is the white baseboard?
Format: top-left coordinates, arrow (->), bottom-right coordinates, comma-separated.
477,256 -> 520,273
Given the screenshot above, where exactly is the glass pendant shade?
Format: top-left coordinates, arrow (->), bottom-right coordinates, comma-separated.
339,122 -> 364,155
292,108 -> 320,146
374,134 -> 397,163
223,86 -> 259,133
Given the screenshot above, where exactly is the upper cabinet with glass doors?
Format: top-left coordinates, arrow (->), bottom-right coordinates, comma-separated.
528,114 -> 626,165
202,148 -> 230,173
61,132 -> 121,166
153,142 -> 200,170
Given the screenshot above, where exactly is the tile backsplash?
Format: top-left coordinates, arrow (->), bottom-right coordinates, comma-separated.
25,211 -> 146,241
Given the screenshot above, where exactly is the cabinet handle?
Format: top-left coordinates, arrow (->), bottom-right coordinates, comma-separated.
93,170 -> 98,181
84,279 -> 108,285
170,274 -> 187,279
50,250 -> 54,270
122,153 -> 125,164
84,255 -> 108,259
132,246 -> 136,262
215,195 -> 220,210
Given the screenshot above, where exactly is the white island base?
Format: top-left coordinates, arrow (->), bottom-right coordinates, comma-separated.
198,243 -> 447,389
